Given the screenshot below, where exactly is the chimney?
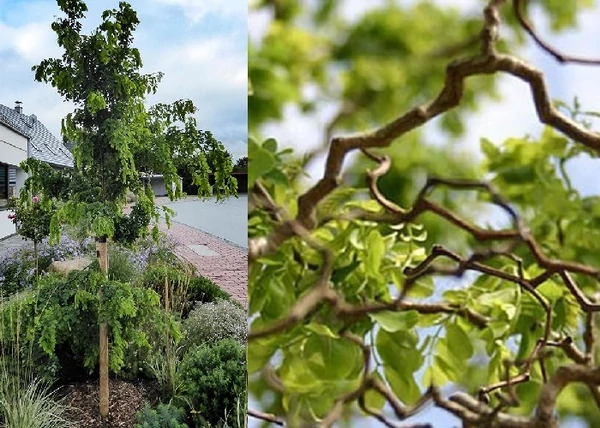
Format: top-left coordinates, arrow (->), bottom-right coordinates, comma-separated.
14,101 -> 23,114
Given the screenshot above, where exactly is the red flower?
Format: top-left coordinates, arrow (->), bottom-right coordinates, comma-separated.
8,213 -> 16,220
32,196 -> 40,203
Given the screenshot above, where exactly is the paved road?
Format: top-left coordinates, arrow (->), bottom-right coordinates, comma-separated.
165,195 -> 247,248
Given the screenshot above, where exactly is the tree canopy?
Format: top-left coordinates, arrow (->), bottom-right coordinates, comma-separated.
33,0 -> 237,244
248,0 -> 600,426
234,156 -> 248,173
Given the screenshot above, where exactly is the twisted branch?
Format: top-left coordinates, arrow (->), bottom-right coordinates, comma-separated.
513,0 -> 600,65
249,0 -> 600,426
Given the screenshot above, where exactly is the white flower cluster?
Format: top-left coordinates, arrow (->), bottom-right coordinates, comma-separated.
182,299 -> 247,348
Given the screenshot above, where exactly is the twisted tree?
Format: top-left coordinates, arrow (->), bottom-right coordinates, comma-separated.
249,0 -> 600,426
33,0 -> 236,418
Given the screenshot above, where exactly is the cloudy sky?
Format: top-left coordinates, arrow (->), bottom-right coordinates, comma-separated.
0,0 -> 247,160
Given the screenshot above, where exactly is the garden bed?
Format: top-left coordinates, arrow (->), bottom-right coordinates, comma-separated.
62,379 -> 161,427
0,231 -> 247,427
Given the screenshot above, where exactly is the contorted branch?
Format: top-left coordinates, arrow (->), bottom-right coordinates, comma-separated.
248,0 -> 600,261
248,0 -> 600,425
513,0 -> 600,65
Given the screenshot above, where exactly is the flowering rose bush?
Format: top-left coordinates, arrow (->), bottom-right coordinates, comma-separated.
6,190 -> 58,279
6,194 -> 55,245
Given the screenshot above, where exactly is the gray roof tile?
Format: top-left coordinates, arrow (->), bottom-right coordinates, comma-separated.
0,103 -> 73,168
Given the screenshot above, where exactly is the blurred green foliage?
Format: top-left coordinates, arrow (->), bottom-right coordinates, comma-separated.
250,0 -> 600,426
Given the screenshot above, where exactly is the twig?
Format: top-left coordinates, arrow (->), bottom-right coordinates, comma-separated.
513,0 -> 600,65
248,408 -> 285,426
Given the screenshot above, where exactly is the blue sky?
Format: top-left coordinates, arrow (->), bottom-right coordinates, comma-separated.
0,0 -> 247,160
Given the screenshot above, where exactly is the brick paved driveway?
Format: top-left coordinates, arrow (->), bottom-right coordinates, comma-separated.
159,221 -> 247,307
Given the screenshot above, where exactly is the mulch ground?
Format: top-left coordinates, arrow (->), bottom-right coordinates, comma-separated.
61,379 -> 161,427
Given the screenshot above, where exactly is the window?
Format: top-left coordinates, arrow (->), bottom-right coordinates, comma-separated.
0,163 -> 7,207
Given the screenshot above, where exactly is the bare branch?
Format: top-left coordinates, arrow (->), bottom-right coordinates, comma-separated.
513,0 -> 600,65
248,409 -> 285,426
536,365 -> 600,424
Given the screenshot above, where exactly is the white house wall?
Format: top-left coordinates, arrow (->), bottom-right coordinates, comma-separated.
0,124 -> 27,167
15,168 -> 26,194
0,214 -> 15,239
150,176 -> 167,197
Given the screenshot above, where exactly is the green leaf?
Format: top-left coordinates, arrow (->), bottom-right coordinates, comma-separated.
407,276 -> 434,298
303,335 -> 361,380
376,329 -> 423,375
422,364 -> 449,387
433,352 -> 461,383
249,139 -> 276,187
263,137 -> 278,152
443,289 -> 469,305
331,259 -> 361,284
369,310 -> 419,333
317,187 -> 357,219
383,366 -> 421,404
445,322 -> 473,361
346,199 -> 383,212
247,335 -> 281,374
536,280 -> 562,303
480,137 -> 500,159
280,355 -> 323,394
362,373 -> 386,412
499,165 -> 536,184
365,229 -> 385,278
305,323 -> 339,338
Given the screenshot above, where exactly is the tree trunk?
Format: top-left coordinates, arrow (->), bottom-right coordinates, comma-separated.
96,235 -> 109,418
34,240 -> 38,278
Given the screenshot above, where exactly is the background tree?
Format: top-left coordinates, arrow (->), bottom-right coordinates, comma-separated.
33,0 -> 236,418
7,159 -> 57,277
141,114 -> 238,198
234,156 -> 248,173
249,0 -> 600,426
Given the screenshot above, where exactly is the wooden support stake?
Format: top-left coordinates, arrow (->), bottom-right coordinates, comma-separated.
97,235 -> 109,418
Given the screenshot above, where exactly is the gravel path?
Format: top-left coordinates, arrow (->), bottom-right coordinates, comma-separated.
0,234 -> 32,254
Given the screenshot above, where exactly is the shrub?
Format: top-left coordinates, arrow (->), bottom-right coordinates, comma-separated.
141,264 -> 231,317
113,203 -> 153,245
0,249 -> 36,297
35,235 -> 87,267
108,245 -> 143,282
141,264 -> 192,315
6,180 -> 55,247
181,299 -> 247,350
145,335 -> 181,400
1,291 -> 73,428
188,276 -> 231,305
134,403 -> 188,428
178,339 -> 246,427
0,270 -> 179,380
140,234 -> 181,267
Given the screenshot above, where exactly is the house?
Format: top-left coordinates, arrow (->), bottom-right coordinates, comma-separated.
0,101 -> 73,238
140,173 -> 183,198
